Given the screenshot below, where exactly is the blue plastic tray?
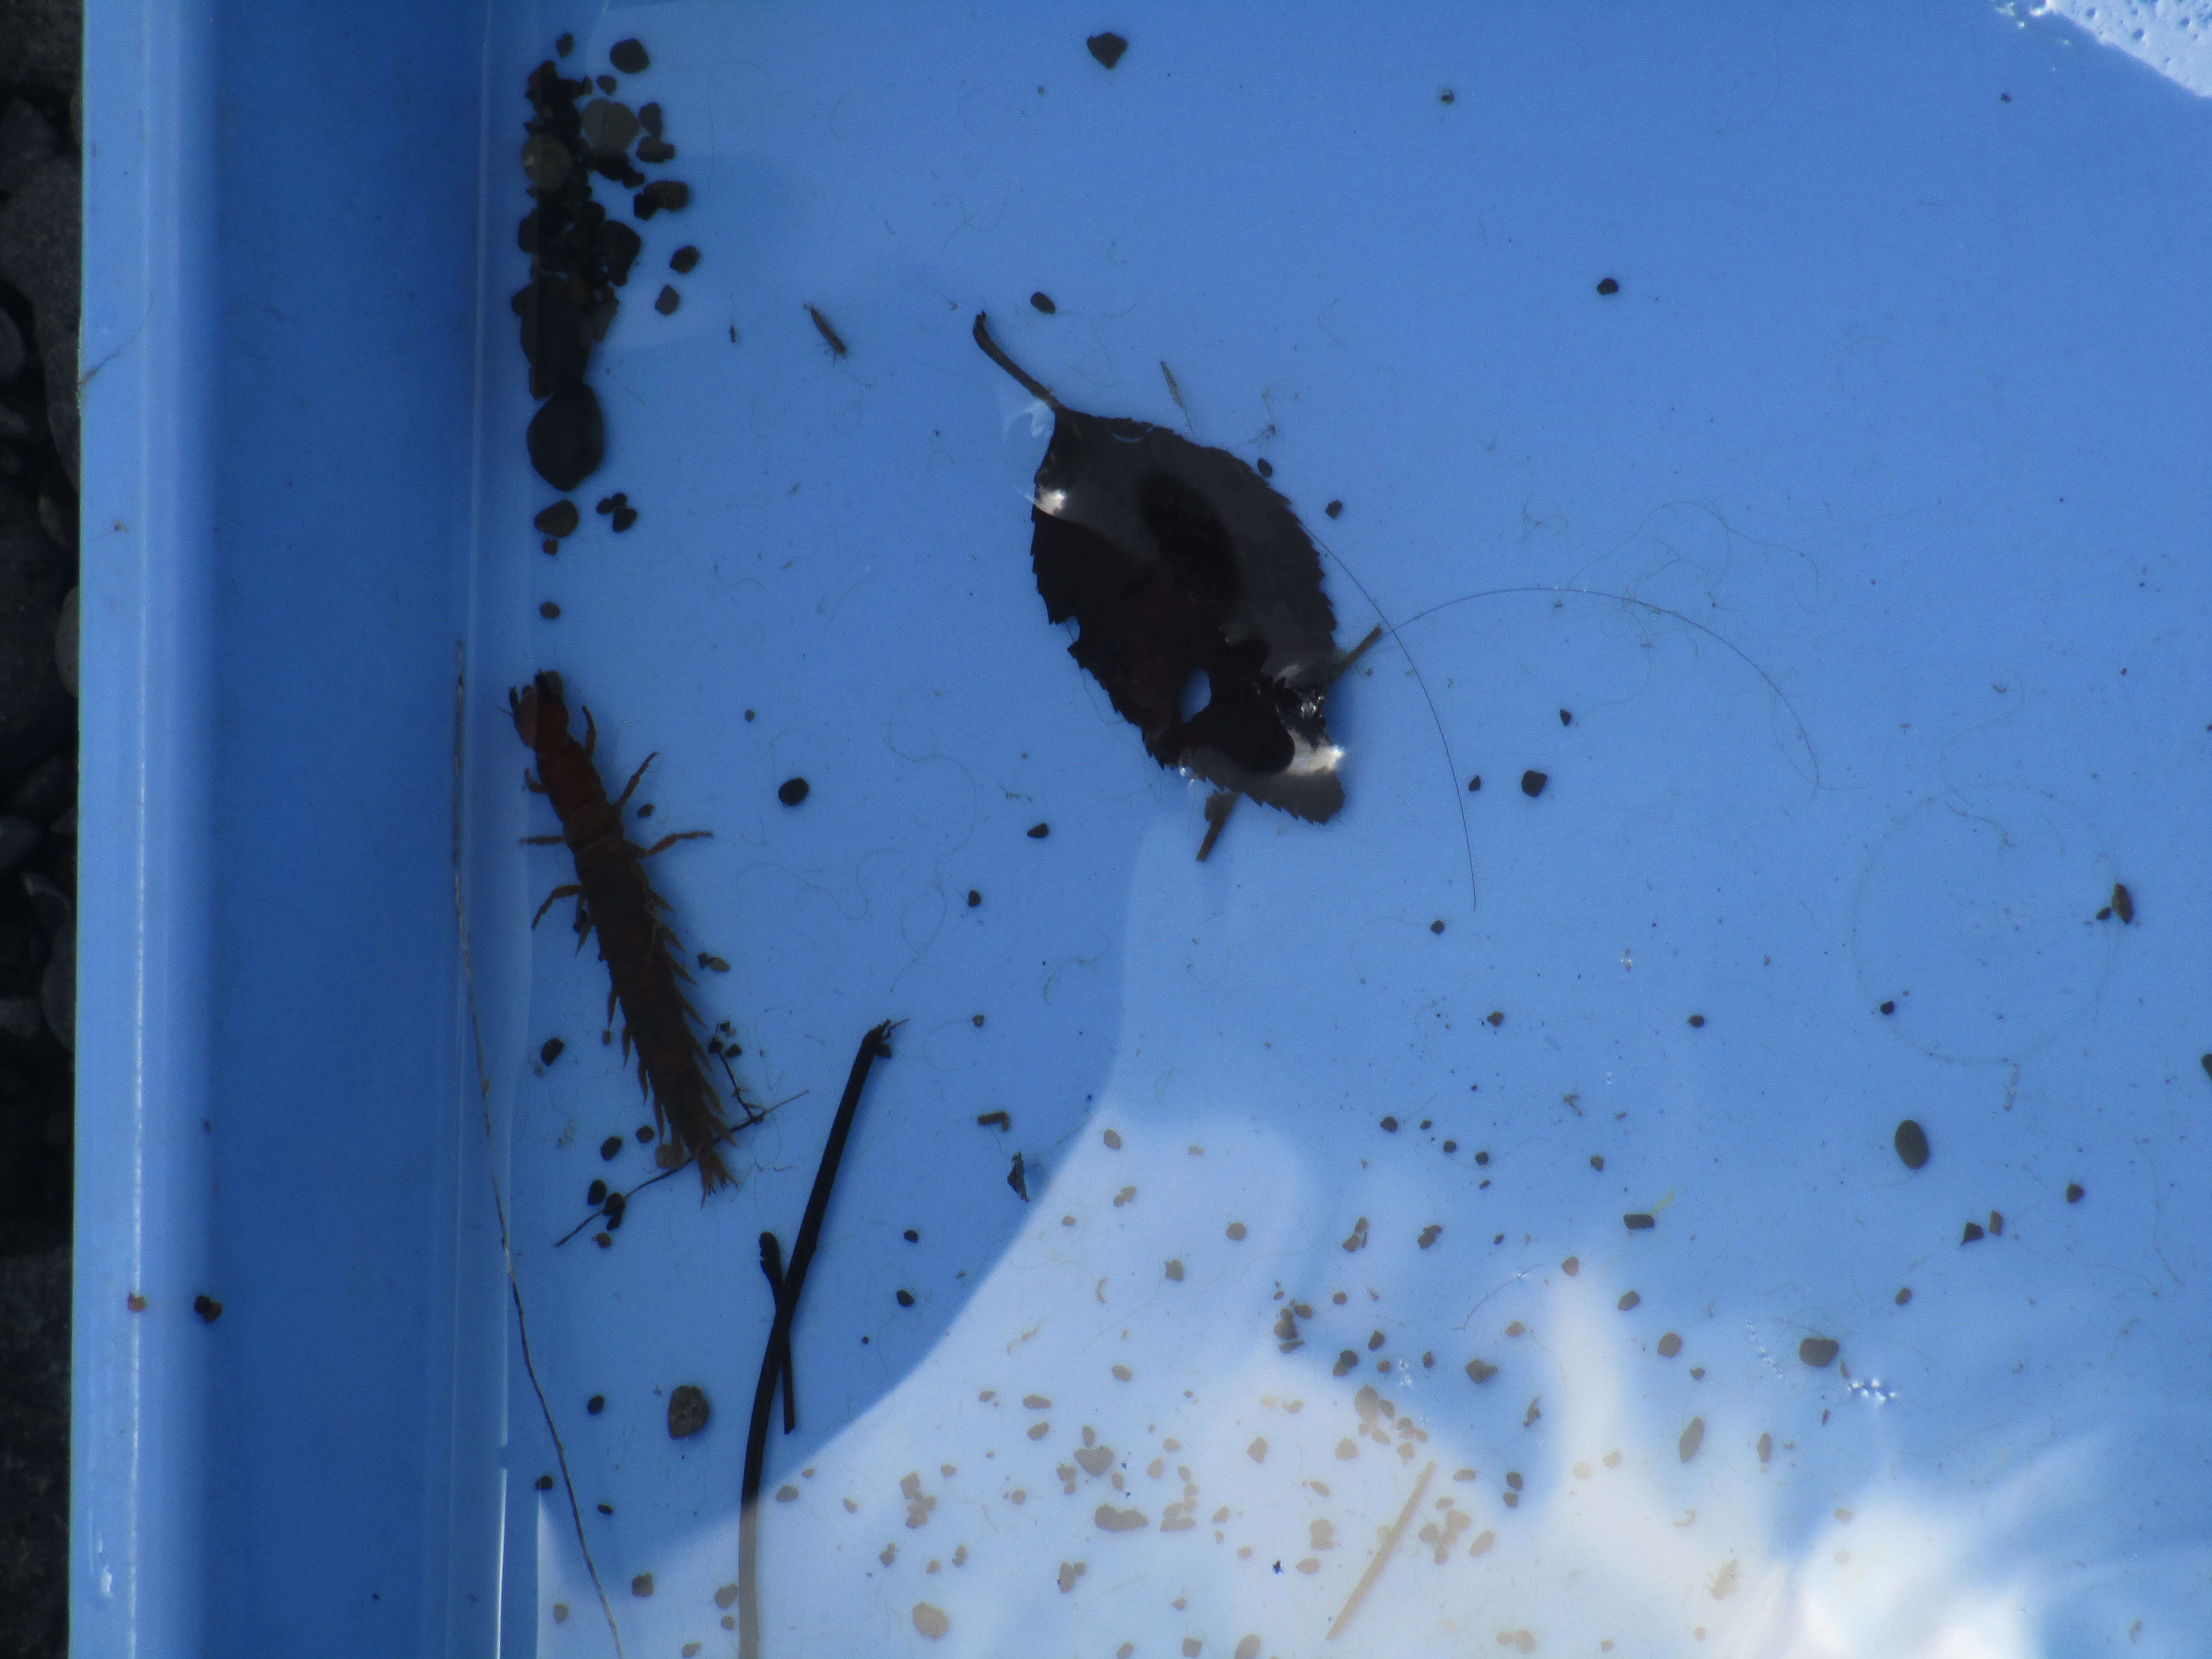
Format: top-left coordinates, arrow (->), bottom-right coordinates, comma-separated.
77,6 -> 2212,1656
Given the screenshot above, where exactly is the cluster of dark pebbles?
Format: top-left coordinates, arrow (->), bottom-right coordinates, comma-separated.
514,35 -> 692,499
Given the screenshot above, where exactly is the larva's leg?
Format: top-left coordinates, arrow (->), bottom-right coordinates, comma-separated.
637,830 -> 711,858
521,833 -> 565,845
523,769 -> 546,794
1197,791 -> 1237,861
532,884 -> 582,928
613,751 -> 658,811
581,705 -> 598,759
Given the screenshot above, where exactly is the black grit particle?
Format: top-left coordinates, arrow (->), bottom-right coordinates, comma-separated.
609,38 -> 649,73
1520,770 -> 1547,797
904,1228 -> 919,1242
1467,775 -> 1481,791
193,1294 -> 222,1323
1894,1119 -> 1929,1170
600,1136 -> 623,1160
1596,277 -> 1620,295
528,386 -> 605,492
670,245 -> 699,273
1440,88 -> 1455,103
1430,919 -> 1445,934
1798,1337 -> 1839,1368
1256,457 -> 1273,477
1617,1291 -> 1640,1310
1027,822 -> 1050,839
539,602 -> 561,619
1031,292 -> 1057,313
1961,1221 -> 1984,1244
897,1289 -> 915,1307
1623,1213 -> 1655,1231
655,285 -> 681,315
1087,32 -> 1128,68
638,101 -> 662,137
1895,1287 -> 1911,1304
1558,709 -> 1572,725
667,1384 -> 710,1438
541,1036 -> 565,1064
1686,1014 -> 1705,1028
635,180 -> 690,218
535,500 -> 580,538
556,32 -> 573,55
1380,1116 -> 1398,1132
587,1394 -> 606,1414
1324,500 -> 1343,518
2066,1183 -> 2084,1203
966,890 -> 982,906
611,502 -> 638,531
1879,1000 -> 1896,1015
1475,1151 -> 1489,1166
778,777 -> 810,806
587,1179 -> 607,1206
536,1473 -> 555,1489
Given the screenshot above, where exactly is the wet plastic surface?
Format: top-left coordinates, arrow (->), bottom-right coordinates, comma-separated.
81,5 -> 2212,1658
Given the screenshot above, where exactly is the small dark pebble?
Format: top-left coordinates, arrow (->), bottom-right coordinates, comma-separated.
596,75 -> 617,94
603,1191 -> 627,1227
600,1136 -> 623,1161
1379,1116 -> 1398,1132
1617,1291 -> 1640,1310
1657,1333 -> 1682,1358
193,1294 -> 222,1323
609,38 -> 649,73
1442,1139 -> 1457,1152
671,245 -> 699,274
634,180 -> 690,218
542,539 -> 558,556
1961,1221 -> 1984,1244
1324,500 -> 1343,518
536,1474 -> 555,1490
1474,1150 -> 1489,1165
527,384 -> 606,491
1798,1337 -> 1839,1368
1588,1154 -> 1601,1170
2066,1182 -> 2084,1203
1486,1011 -> 1504,1026
655,285 -> 680,316
1334,1350 -> 1358,1376
1558,709 -> 1573,725
587,1179 -> 607,1206
967,890 -> 982,906
539,602 -> 561,620
1596,277 -> 1620,295
1030,292 -> 1056,313
588,1394 -> 606,1414
541,1037 -> 565,1064
636,136 -> 675,164
699,953 -> 729,972
1467,775 -> 1481,791
1893,1119 -> 1929,1170
976,1111 -> 1009,1129
1430,919 -> 1445,934
1087,32 -> 1128,68
1623,1212 -> 1655,1231
1895,1287 -> 1911,1304
1256,457 -> 1273,477
896,1289 -> 915,1307
904,1228 -> 919,1242
556,32 -> 573,55
1440,88 -> 1455,103
596,493 -> 623,514
1465,1359 -> 1498,1383
2111,882 -> 2134,923
594,1233 -> 611,1248
597,1503 -> 613,1515
2203,1054 -> 2212,1082
638,102 -> 662,137
778,777 -> 810,806
1988,1210 -> 2004,1236
611,504 -> 638,532
1686,1014 -> 1705,1028
635,1124 -> 653,1142
1520,770 -> 1547,797
1027,822 -> 1050,839
668,1384 -> 710,1438
535,500 -> 580,538
1879,1000 -> 1896,1015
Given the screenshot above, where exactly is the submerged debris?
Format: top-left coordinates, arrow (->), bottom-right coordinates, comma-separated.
972,312 -> 1374,824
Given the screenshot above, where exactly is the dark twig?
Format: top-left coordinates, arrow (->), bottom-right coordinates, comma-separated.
758,1232 -> 796,1433
739,1020 -> 900,1659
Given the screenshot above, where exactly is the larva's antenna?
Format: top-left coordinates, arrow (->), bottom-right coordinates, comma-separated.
972,311 -> 1066,413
